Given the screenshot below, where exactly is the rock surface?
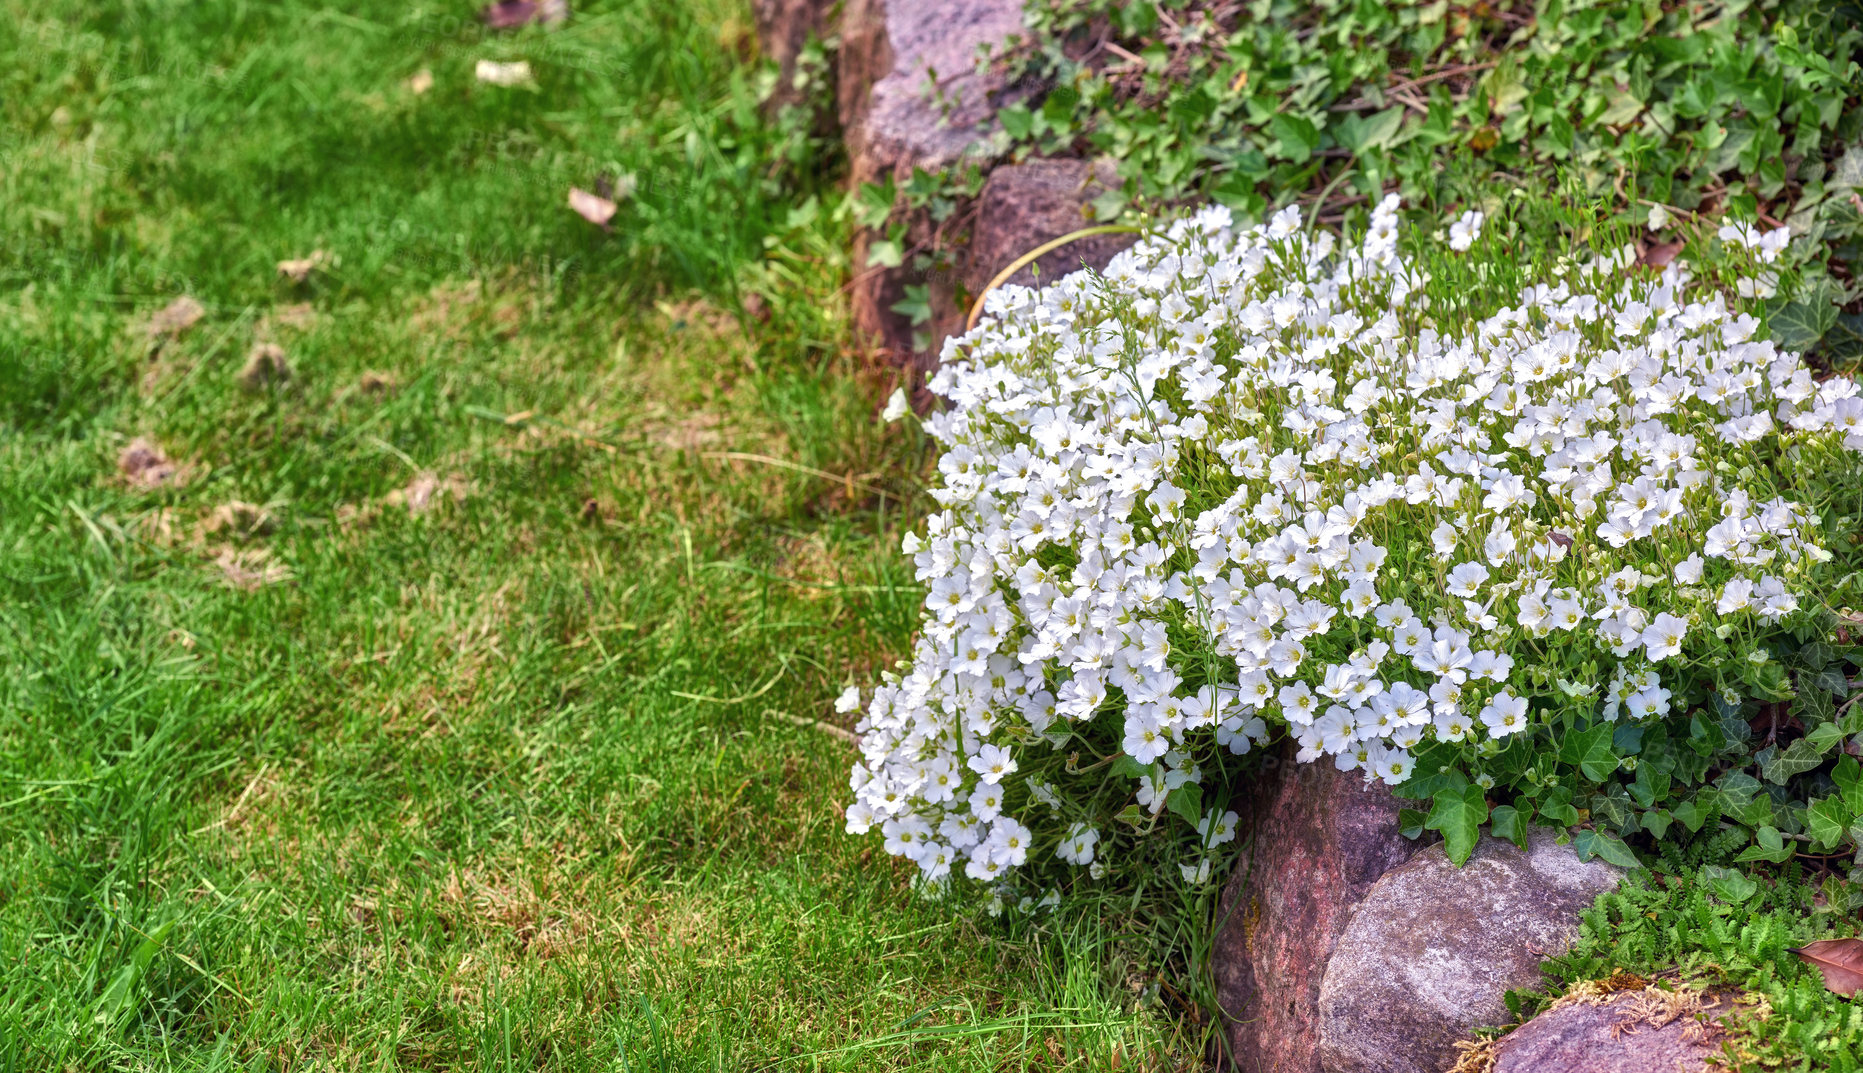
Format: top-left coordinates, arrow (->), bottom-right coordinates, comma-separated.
1215,749 -> 1422,1073
837,0 -> 1026,182
751,0 -> 835,113
965,157 -> 1132,293
1316,829 -> 1627,1073
1490,986 -> 1732,1073
836,0 -> 1029,367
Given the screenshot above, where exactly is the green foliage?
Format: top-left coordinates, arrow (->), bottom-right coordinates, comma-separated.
0,0 -> 1191,1066
1531,866 -> 1863,1071
1004,0 -> 1863,356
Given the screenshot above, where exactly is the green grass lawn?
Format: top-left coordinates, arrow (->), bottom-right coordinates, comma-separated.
0,2 -> 1188,1067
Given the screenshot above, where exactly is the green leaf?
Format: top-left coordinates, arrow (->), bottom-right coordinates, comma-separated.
1834,754 -> 1863,814
1110,754 -> 1148,780
1571,828 -> 1641,869
1806,795 -> 1852,851
1268,114 -> 1320,164
1167,782 -> 1204,826
1771,294 -> 1839,352
1426,785 -> 1489,866
1398,807 -> 1428,840
1760,734 -> 1832,784
1538,786 -> 1580,827
889,284 -> 933,327
1560,723 -> 1618,782
1641,807 -> 1673,840
1115,803 -> 1146,827
1734,824 -> 1795,864
1489,803 -> 1528,849
1700,864 -> 1759,903
1671,791 -> 1718,833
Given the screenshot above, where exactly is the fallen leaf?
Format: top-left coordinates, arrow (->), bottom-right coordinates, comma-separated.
237,343 -> 291,391
481,0 -> 567,29
146,296 -> 205,339
567,187 -> 617,227
1790,938 -> 1863,995
386,471 -> 469,515
118,438 -> 179,489
406,68 -> 434,94
475,60 -> 533,86
1638,239 -> 1684,269
213,546 -> 292,590
276,250 -> 327,283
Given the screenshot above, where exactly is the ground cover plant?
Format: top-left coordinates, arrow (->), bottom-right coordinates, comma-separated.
0,0 -> 1194,1067
1510,860 -> 1863,1070
867,0 -> 1863,360
848,190 -> 1863,910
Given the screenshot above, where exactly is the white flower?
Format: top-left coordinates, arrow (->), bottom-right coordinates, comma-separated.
848,195 -> 1838,891
834,686 -> 863,714
475,60 -> 533,86
1646,203 -> 1670,231
882,387 -> 910,423
968,743 -> 1018,784
1640,613 -> 1688,661
1448,209 -> 1485,252
1480,693 -> 1530,737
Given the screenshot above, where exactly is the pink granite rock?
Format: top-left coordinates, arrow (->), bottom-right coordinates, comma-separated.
1491,987 -> 1733,1073
1315,829 -> 1626,1073
1214,749 -> 1422,1072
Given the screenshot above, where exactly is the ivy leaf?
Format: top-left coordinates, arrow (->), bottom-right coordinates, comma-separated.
1538,786 -> 1580,827
1109,754 -> 1148,780
1489,803 -> 1528,849
1572,828 -> 1641,869
1735,824 -> 1796,864
1167,782 -> 1204,827
1115,803 -> 1146,827
1760,734 -> 1832,784
1641,807 -> 1673,840
889,284 -> 933,327
1834,755 -> 1863,814
1701,864 -> 1759,903
1426,785 -> 1489,867
1806,795 -> 1852,851
1771,294 -> 1839,352
1268,114 -> 1321,164
1560,723 -> 1619,782
1671,789 -> 1720,833
1398,807 -> 1428,840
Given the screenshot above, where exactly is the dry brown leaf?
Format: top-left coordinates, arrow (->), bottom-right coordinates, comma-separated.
265,302 -> 318,333
118,438 -> 179,489
357,370 -> 398,395
406,68 -> 434,95
481,0 -> 567,29
146,296 -> 205,339
213,546 -> 292,590
238,343 -> 291,391
567,187 -> 617,228
277,250 -> 328,283
1638,239 -> 1685,269
1790,938 -> 1863,995
386,471 -> 469,515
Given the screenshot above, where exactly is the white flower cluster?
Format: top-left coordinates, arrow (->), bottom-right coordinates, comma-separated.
848,197 -> 1852,888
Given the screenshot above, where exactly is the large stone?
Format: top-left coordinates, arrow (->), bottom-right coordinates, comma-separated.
964,157 -> 1133,293
908,158 -> 1135,362
837,0 -> 1025,182
751,0 -> 835,113
1490,986 -> 1733,1073
837,0 -> 1028,368
1214,749 -> 1422,1073
1316,829 -> 1627,1073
